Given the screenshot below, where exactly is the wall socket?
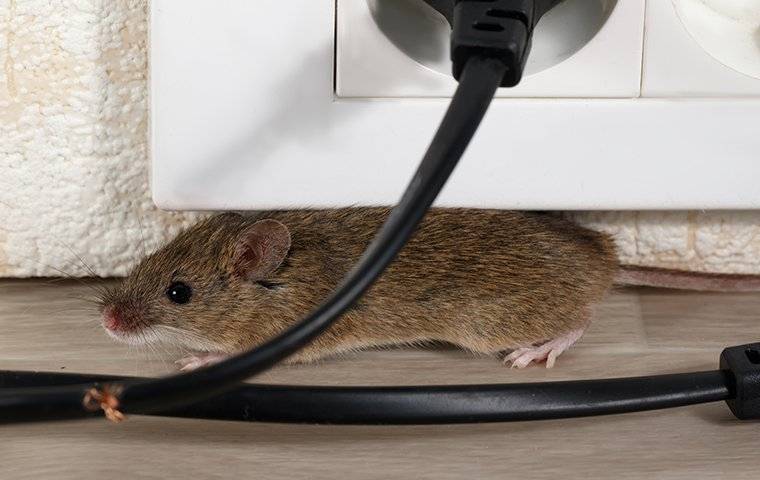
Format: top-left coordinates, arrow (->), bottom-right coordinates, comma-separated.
151,0 -> 760,211
338,0 -> 644,97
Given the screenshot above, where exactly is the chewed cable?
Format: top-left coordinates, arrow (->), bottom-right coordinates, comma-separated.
0,369 -> 732,424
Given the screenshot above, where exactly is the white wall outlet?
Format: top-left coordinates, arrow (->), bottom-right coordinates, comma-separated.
643,0 -> 760,97
337,0 -> 645,98
151,0 -> 760,211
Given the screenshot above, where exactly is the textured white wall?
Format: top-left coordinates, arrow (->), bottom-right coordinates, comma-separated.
0,0 -> 758,277
0,0 -> 201,277
568,211 -> 760,274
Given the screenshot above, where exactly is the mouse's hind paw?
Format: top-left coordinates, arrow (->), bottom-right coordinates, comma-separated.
176,353 -> 230,371
504,327 -> 586,369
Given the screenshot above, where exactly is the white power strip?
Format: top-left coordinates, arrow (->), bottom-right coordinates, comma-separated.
151,0 -> 760,210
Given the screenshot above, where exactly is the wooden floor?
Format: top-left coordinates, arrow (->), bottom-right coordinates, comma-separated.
1,279 -> 759,479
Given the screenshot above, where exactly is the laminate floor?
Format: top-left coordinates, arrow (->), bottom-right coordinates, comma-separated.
1,279 -> 758,479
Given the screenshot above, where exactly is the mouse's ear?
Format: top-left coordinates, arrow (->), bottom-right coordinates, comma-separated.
230,219 -> 291,281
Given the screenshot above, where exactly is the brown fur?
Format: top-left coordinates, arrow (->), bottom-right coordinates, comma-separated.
99,208 -> 619,363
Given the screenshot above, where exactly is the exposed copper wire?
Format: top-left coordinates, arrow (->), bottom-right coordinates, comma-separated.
83,385 -> 125,423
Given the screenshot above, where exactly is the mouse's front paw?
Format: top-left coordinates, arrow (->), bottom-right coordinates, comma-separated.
504,327 -> 586,369
176,353 -> 229,371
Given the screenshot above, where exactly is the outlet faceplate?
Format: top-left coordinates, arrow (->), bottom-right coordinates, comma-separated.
151,0 -> 760,211
337,0 -> 644,98
643,0 -> 760,96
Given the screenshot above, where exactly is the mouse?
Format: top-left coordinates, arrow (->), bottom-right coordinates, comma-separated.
98,208 -> 760,370
99,208 -> 621,370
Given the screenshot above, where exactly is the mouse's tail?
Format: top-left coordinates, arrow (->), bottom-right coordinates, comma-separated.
614,265 -> 760,292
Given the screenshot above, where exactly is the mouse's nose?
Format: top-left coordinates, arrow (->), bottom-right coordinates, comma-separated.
102,301 -> 147,333
102,305 -> 126,331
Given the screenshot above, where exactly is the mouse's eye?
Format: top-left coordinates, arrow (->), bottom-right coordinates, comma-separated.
166,281 -> 192,305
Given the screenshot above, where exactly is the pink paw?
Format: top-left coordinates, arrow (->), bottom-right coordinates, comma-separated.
175,353 -> 229,371
504,328 -> 585,369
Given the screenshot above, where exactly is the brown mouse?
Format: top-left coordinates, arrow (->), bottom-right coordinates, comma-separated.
99,208 -> 623,370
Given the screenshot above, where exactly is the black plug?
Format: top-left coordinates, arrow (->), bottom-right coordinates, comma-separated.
422,0 -> 566,87
720,343 -> 760,419
423,0 -> 563,23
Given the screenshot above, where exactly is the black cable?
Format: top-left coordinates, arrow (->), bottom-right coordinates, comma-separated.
0,55 -> 508,423
0,370 -> 731,424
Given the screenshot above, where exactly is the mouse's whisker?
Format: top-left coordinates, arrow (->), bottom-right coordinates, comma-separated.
70,301 -> 102,312
18,256 -> 105,296
37,279 -> 107,304
82,319 -> 105,331
50,237 -> 100,278
124,332 -> 151,361
141,340 -> 159,363
138,328 -> 178,370
15,297 -> 93,318
49,308 -> 97,323
150,341 -> 176,370
123,343 -> 140,370
65,293 -> 101,304
11,253 -> 114,302
153,324 -> 225,353
135,210 -> 149,260
41,276 -> 79,285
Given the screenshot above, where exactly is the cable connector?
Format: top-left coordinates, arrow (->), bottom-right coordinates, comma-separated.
720,343 -> 760,419
422,0 -> 565,87
452,0 -> 532,86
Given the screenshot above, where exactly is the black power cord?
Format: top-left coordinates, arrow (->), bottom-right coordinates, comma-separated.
4,344 -> 760,423
0,369 -> 733,424
3,343 -> 760,424
2,0 -> 760,425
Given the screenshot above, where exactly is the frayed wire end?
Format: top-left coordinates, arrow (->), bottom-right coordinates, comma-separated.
83,385 -> 125,423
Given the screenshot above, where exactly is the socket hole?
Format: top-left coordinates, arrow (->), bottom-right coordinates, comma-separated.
746,348 -> 760,365
672,0 -> 760,79
473,21 -> 504,32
